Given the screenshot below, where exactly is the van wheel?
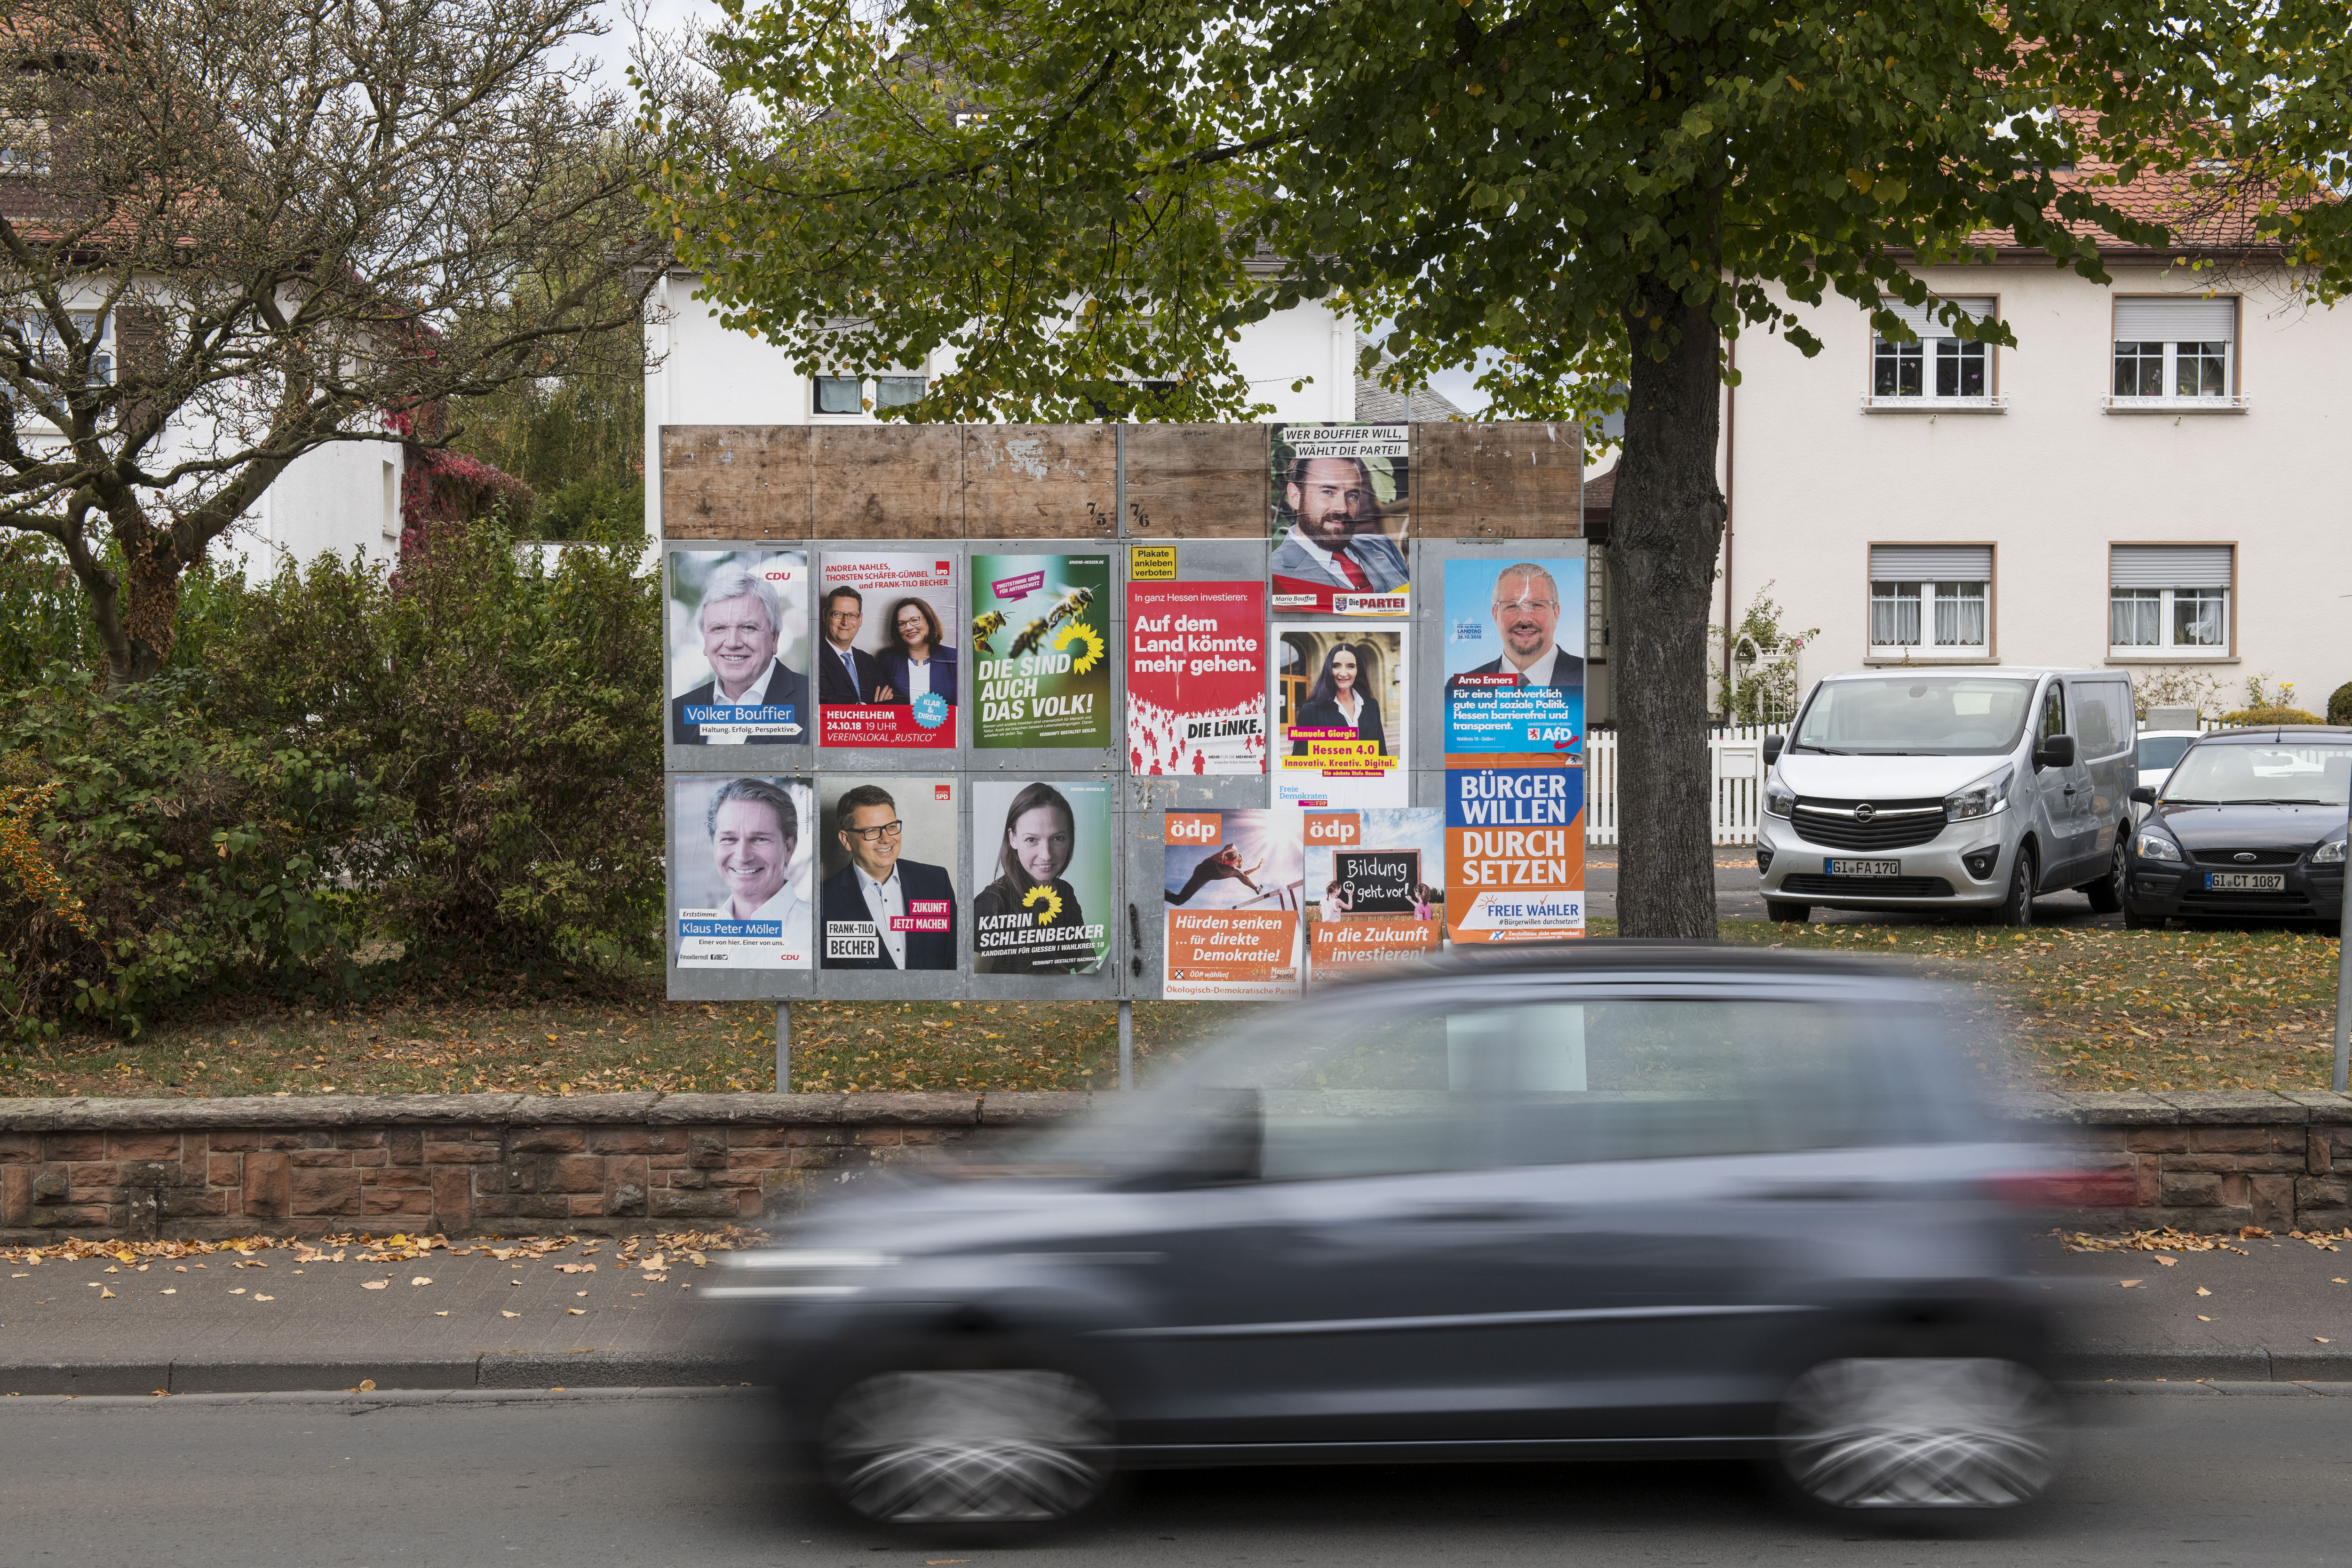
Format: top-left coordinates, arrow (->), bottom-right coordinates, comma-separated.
1997,847 -> 2036,928
1774,1357 -> 2065,1518
2081,832 -> 2125,914
1767,900 -> 1812,923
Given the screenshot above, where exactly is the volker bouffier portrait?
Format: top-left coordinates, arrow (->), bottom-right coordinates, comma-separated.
667,550 -> 811,746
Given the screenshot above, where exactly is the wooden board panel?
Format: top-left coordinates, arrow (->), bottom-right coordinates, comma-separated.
1413,422 -> 1583,538
660,426 -> 810,539
812,425 -> 964,538
963,425 -> 1115,540
1122,423 -> 1268,538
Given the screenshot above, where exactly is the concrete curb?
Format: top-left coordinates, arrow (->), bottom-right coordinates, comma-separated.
0,1348 -> 764,1396
7,1347 -> 2351,1396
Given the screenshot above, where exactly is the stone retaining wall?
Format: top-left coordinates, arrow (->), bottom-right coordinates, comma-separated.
6,1087 -> 2352,1242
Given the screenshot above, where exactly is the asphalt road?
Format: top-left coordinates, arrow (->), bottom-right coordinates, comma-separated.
6,1385 -> 2350,1566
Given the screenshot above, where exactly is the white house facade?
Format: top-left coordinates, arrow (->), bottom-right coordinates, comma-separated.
1713,258 -> 2351,719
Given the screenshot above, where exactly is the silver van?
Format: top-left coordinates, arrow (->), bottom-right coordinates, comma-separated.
1757,668 -> 2137,925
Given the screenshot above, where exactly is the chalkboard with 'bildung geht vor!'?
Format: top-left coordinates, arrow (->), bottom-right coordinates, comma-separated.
1335,849 -> 1419,914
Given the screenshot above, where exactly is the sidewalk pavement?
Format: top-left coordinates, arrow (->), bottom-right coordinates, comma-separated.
6,1229 -> 2350,1396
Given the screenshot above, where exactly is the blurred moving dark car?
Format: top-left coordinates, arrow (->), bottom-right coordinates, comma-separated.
714,947 -> 2094,1529
2118,727 -> 2351,928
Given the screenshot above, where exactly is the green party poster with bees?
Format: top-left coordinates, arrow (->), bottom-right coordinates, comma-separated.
970,554 -> 1114,749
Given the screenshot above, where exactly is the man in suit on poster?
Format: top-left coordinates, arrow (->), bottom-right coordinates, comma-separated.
1269,455 -> 1409,594
819,783 -> 956,970
1446,563 -> 1584,691
815,585 -> 898,706
668,565 -> 809,745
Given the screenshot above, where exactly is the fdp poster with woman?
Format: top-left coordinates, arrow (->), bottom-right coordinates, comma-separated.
1274,626 -> 1407,808
1160,810 -> 1304,999
969,554 -> 1113,749
669,776 -> 816,968
969,780 -> 1113,974
815,552 -> 960,748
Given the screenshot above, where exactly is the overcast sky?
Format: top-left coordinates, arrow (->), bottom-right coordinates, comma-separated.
580,0 -> 1492,415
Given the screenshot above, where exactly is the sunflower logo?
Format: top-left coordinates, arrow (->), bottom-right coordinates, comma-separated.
1054,621 -> 1106,674
1021,883 -> 1064,925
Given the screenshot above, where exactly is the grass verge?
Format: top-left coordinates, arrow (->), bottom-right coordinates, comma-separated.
0,921 -> 2336,1099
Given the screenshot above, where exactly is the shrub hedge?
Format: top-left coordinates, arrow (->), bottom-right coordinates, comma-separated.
0,528 -> 662,1043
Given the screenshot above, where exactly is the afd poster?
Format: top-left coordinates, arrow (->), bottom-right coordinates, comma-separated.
1126,581 -> 1268,776
816,552 -> 959,748
970,779 -> 1113,975
1161,809 -> 1304,999
1443,765 -> 1586,943
970,554 -> 1113,749
1303,807 -> 1445,987
669,776 -> 815,969
1441,557 -> 1587,759
1275,626 -> 1407,808
1269,423 -> 1411,617
815,777 -> 959,970
666,550 -> 810,746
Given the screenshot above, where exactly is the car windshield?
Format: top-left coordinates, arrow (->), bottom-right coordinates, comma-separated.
1013,985 -> 1989,1182
2137,734 -> 2194,773
2162,742 -> 2352,806
1790,677 -> 2036,757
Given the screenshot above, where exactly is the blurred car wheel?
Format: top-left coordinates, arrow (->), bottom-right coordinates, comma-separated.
1775,1357 -> 2064,1513
819,1368 -> 1111,1526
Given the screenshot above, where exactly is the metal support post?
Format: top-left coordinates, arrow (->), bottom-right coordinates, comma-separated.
776,1001 -> 792,1093
1118,999 -> 1135,1090
2334,801 -> 2351,1093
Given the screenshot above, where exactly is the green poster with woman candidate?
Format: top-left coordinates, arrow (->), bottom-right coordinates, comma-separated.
969,780 -> 1113,975
969,554 -> 1113,748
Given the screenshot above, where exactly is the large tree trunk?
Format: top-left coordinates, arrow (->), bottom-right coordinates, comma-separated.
1609,287 -> 1726,939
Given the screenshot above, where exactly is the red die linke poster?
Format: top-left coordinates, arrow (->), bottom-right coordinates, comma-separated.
1126,582 -> 1268,776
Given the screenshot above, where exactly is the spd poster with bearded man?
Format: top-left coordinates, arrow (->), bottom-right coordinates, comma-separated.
670,776 -> 816,968
1268,424 -> 1410,617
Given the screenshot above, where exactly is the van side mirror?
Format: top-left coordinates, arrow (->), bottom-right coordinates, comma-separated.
2034,733 -> 2078,770
1762,734 -> 1785,766
2130,785 -> 2156,806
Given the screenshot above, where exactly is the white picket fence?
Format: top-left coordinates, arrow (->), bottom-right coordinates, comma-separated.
1583,725 -> 1774,847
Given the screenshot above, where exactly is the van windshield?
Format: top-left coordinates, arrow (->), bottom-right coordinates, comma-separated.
1791,677 -> 2036,757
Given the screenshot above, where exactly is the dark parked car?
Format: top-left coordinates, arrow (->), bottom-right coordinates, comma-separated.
2117,726 -> 2352,928
714,947 -> 2095,1529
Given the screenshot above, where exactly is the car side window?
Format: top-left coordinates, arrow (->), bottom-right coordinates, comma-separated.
1242,1011 -> 1480,1182
1465,999 -> 1958,1165
2068,681 -> 2117,758
2038,683 -> 2066,741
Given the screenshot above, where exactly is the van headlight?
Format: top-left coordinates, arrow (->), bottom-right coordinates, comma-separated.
2315,839 -> 2347,866
2135,831 -> 2184,863
1944,766 -> 2013,823
1764,778 -> 1796,818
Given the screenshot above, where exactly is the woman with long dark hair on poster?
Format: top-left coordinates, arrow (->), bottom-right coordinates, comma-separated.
880,596 -> 959,708
1290,641 -> 1387,758
973,782 -> 1097,974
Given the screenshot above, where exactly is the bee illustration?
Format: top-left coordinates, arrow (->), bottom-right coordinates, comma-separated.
1045,586 -> 1094,628
1009,613 -> 1053,659
971,610 -> 1007,653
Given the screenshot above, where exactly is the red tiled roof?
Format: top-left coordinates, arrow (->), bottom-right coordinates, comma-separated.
1963,117 -> 2320,253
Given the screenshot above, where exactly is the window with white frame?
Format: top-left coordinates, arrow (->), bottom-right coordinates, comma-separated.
2111,296 -> 2236,404
813,368 -> 930,416
2109,545 -> 2231,654
7,309 -> 111,413
1868,297 -> 1996,404
1867,545 -> 1992,655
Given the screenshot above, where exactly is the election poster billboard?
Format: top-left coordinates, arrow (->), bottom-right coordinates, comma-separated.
816,552 -> 960,748
1444,764 -> 1586,943
1269,423 -> 1411,617
970,779 -> 1114,975
1441,556 -> 1587,760
969,553 -> 1113,749
815,777 -> 959,970
669,775 -> 816,968
1274,626 -> 1407,808
667,550 -> 811,747
1303,807 -> 1445,987
1126,581 -> 1268,776
1160,809 -> 1304,999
